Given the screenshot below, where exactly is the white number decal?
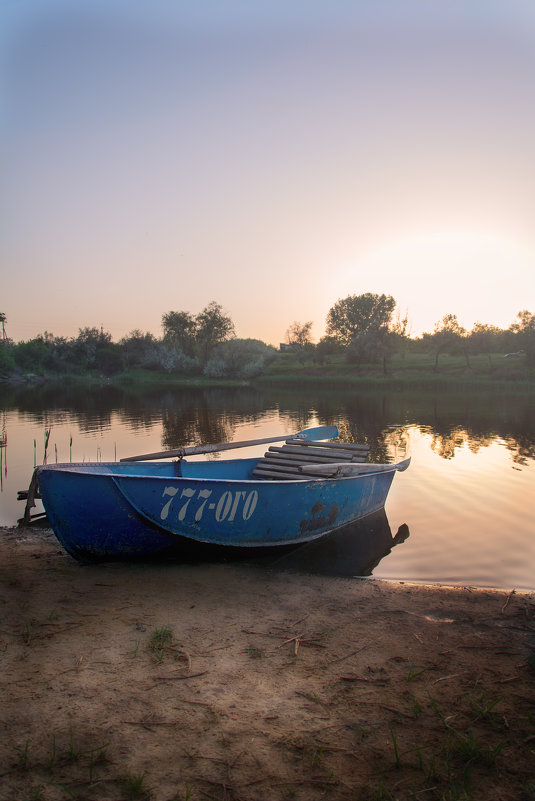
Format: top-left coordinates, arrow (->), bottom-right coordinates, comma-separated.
228,491 -> 246,522
160,486 -> 178,520
195,489 -> 213,522
243,490 -> 258,520
215,491 -> 233,522
178,488 -> 196,521
160,487 -> 259,524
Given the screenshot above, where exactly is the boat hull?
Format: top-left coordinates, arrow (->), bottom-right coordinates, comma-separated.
36,458 -> 398,561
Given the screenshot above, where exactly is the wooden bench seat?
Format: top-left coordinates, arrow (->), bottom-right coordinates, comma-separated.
252,438 -> 370,480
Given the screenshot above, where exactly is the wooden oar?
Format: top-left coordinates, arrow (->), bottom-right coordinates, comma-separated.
120,425 -> 339,462
299,457 -> 411,478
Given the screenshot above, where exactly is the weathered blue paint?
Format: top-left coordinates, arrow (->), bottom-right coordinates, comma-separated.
36,457 -> 402,561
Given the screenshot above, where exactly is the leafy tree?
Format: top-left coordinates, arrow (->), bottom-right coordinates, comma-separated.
161,311 -> 197,357
468,322 -> 503,366
72,327 -> 117,372
429,314 -> 470,371
95,344 -> 123,375
161,302 -> 235,365
346,327 -> 396,374
284,320 -> 314,365
314,335 -> 343,366
285,321 -> 313,347
41,332 -> 73,372
391,309 -> 410,338
120,330 -> 157,367
509,310 -> 535,366
11,332 -> 72,374
0,312 -> 14,375
195,301 -> 235,363
13,336 -> 52,371
76,326 -> 112,346
0,343 -> 14,376
389,309 -> 411,360
326,293 -> 396,347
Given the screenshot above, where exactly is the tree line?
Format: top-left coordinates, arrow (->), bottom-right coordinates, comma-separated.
0,296 -> 534,379
0,302 -> 277,380
286,294 -> 535,372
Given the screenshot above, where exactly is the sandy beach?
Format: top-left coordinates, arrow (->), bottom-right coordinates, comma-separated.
1,525 -> 534,801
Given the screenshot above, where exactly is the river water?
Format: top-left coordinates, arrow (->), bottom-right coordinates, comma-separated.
1,382 -> 534,590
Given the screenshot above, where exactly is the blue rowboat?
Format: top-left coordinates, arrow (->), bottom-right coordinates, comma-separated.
31,426 -> 410,562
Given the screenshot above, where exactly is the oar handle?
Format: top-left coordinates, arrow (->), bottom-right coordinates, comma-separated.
120,425 -> 338,462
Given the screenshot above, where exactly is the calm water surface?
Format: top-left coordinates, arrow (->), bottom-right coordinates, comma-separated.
0,383 -> 534,590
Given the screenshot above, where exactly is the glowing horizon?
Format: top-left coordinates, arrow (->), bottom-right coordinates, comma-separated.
2,2 -> 534,346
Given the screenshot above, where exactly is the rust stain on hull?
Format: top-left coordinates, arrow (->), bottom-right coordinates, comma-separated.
299,501 -> 339,533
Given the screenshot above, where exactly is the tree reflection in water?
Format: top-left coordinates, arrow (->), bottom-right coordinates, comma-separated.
2,383 -> 534,585
0,382 -> 534,465
271,386 -> 535,466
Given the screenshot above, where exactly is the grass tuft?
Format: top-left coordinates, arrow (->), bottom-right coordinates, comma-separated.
66,726 -> 81,763
468,694 -> 503,724
150,626 -> 173,663
122,770 -> 149,798
16,738 -> 31,770
21,621 -> 35,646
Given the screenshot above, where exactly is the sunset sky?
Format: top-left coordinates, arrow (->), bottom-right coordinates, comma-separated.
2,1 -> 535,345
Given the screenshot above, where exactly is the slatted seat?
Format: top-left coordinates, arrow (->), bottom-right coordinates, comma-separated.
252,438 -> 370,480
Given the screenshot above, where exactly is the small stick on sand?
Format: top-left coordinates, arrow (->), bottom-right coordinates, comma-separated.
153,670 -> 207,681
327,645 -> 368,665
501,589 -> 515,613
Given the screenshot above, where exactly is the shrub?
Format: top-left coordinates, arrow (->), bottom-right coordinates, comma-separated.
203,339 -> 276,379
141,343 -> 199,374
0,343 -> 15,377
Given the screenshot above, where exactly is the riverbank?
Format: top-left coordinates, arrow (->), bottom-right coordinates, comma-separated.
2,351 -> 535,392
1,526 -> 534,800
256,352 -> 535,391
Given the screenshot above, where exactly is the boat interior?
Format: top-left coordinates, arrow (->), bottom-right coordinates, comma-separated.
36,439 -> 371,482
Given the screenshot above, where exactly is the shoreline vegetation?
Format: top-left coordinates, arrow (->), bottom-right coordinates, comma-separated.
1,353 -> 534,392
1,297 -> 535,390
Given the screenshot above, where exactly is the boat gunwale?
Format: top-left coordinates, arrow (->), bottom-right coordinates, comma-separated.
35,460 -> 400,484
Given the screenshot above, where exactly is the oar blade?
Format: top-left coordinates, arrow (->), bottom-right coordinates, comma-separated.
294,425 -> 338,441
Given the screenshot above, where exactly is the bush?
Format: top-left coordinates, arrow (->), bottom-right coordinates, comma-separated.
12,337 -> 52,372
203,339 -> 276,379
346,331 -> 385,367
0,343 -> 15,377
141,343 -> 199,374
96,344 -> 124,376
120,330 -> 157,367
